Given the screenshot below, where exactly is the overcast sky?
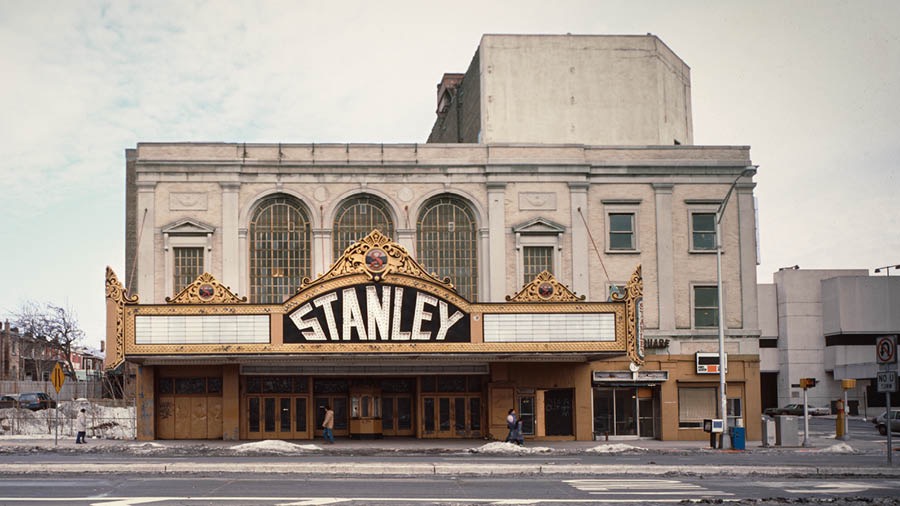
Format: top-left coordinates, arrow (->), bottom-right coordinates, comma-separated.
1,0 -> 898,349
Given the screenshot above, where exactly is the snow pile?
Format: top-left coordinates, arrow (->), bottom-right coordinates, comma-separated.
129,442 -> 168,453
816,442 -> 856,454
0,401 -> 136,440
586,443 -> 647,454
0,408 -> 54,435
469,442 -> 552,454
231,439 -> 320,453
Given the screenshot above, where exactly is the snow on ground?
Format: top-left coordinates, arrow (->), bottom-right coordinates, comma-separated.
469,441 -> 552,454
815,442 -> 856,453
230,440 -> 321,453
0,402 -> 135,439
586,443 -> 647,454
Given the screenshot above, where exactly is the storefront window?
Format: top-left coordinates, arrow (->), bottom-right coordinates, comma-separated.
175,378 -> 206,395
678,387 -> 717,428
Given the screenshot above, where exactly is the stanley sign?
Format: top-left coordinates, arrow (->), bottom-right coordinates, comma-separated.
284,283 -> 469,343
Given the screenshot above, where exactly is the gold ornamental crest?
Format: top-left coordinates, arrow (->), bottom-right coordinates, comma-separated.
166,272 -> 247,304
298,229 -> 455,291
506,271 -> 585,303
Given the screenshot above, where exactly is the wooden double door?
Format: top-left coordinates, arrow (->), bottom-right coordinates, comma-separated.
381,394 -> 414,437
246,395 -> 310,440
422,394 -> 482,438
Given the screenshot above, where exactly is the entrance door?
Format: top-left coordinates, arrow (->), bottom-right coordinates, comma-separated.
422,395 -> 481,438
382,395 -> 414,436
544,389 -> 574,436
247,395 -> 309,440
314,396 -> 349,438
592,386 -> 658,438
519,396 -> 535,436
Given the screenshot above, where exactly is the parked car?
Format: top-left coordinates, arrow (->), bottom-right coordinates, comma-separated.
872,410 -> 900,436
16,392 -> 56,410
0,395 -> 17,409
763,404 -> 830,417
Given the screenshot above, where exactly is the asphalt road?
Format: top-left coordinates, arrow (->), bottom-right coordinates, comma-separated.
1,474 -> 898,505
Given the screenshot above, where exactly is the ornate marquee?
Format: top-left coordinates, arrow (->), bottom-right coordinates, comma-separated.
106,231 -> 643,362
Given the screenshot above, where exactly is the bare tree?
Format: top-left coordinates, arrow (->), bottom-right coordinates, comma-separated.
13,301 -> 84,380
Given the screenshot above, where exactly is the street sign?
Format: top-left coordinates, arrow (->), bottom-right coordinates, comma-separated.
877,371 -> 898,393
876,335 -> 897,364
51,363 -> 66,394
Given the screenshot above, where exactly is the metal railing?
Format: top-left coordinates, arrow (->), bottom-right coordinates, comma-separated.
1,379 -> 104,400
0,398 -> 136,440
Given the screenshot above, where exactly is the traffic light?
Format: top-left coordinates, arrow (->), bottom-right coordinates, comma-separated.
800,377 -> 817,389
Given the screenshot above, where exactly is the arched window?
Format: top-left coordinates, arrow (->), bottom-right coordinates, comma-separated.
332,195 -> 394,259
416,195 -> 478,301
249,195 -> 311,303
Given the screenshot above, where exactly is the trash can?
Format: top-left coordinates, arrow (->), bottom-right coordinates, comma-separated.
730,426 -> 746,450
775,415 -> 800,447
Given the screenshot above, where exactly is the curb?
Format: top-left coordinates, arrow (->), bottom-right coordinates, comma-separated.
2,462 -> 899,477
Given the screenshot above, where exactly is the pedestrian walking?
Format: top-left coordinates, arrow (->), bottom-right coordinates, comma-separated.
506,408 -> 521,445
74,408 -> 87,444
322,405 -> 335,444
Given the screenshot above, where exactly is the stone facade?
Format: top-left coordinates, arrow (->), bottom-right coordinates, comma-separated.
119,34 -> 760,442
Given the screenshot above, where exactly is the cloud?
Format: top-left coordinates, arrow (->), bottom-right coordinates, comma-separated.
1,0 -> 899,342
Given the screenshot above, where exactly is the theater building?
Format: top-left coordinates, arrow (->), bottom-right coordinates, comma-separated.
107,34 -> 762,442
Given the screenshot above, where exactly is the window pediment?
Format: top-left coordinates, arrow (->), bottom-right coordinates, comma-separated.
162,219 -> 216,236
512,218 -> 565,235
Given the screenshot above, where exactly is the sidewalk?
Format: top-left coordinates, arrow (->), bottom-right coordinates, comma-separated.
2,431 -> 898,477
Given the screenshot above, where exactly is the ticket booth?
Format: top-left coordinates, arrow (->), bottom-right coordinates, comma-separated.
349,384 -> 383,438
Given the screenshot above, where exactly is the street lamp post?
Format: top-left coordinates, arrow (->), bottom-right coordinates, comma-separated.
874,264 -> 900,277
714,167 -> 755,449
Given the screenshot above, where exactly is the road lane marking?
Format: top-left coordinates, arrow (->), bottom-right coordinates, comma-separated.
565,479 -> 731,497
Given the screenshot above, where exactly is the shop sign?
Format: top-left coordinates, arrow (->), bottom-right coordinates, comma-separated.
285,284 -> 469,343
696,352 -> 727,374
591,370 -> 668,383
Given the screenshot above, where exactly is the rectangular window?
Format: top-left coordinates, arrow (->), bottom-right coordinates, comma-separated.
693,286 -> 719,328
173,247 -> 204,295
678,387 -> 717,428
608,213 -> 635,250
727,397 -> 742,428
523,246 -> 553,285
691,213 -> 717,251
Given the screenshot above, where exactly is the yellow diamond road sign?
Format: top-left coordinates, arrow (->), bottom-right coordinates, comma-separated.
51,363 -> 66,394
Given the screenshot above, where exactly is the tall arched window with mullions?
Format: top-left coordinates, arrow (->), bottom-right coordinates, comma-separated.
416,195 -> 478,301
332,194 -> 395,259
249,195 -> 311,304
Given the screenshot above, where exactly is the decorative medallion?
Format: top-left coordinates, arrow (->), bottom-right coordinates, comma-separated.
197,283 -> 215,300
166,272 -> 247,304
506,271 -> 584,302
364,248 -> 389,273
298,229 -> 455,290
537,282 -> 554,299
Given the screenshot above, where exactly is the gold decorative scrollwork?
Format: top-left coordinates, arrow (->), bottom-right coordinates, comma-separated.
105,267 -> 137,370
615,265 -> 644,366
166,272 -> 247,304
505,271 -> 585,302
298,229 -> 455,291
